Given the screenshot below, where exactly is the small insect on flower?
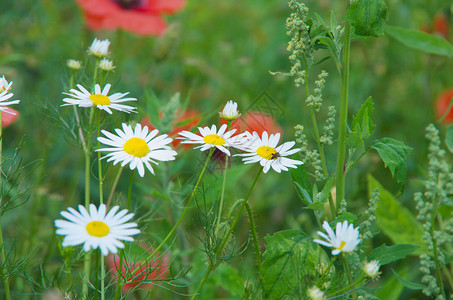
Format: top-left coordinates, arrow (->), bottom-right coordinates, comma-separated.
235,131 -> 303,173
313,220 -> 361,256
55,204 -> 140,256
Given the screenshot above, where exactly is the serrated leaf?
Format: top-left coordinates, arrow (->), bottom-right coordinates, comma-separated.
347,96 -> 375,149
385,25 -> 453,56
368,175 -> 427,253
370,137 -> 412,185
368,244 -> 419,265
291,165 -> 313,205
392,269 -> 425,290
262,230 -> 316,299
345,0 -> 387,37
446,125 -> 453,153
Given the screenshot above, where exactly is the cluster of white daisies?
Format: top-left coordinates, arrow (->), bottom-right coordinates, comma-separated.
55,39 -> 365,267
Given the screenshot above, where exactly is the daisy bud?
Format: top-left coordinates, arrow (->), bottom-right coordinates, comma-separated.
98,58 -> 116,71
66,59 -> 82,70
363,260 -> 381,279
307,286 -> 325,300
88,38 -> 110,57
219,100 -> 241,121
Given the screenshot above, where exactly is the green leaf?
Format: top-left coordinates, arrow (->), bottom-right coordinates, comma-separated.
370,138 -> 412,185
347,96 -> 375,149
368,175 -> 427,253
333,212 -> 358,225
392,269 -> 425,290
291,165 -> 313,205
384,25 -> 453,56
446,125 -> 453,153
368,244 -> 419,265
262,230 -> 316,299
345,0 -> 387,37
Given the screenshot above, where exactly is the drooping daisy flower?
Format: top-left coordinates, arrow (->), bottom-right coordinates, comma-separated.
313,221 -> 361,256
88,38 -> 110,57
62,83 -> 137,114
97,123 -> 177,177
55,203 -> 140,256
235,131 -> 303,173
98,58 -> 116,71
0,76 -> 20,115
363,260 -> 381,279
219,100 -> 240,121
177,124 -> 243,156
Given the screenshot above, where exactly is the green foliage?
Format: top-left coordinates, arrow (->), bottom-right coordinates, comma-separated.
392,269 -> 426,290
345,0 -> 388,37
367,243 -> 419,265
446,125 -> 453,153
368,175 -> 427,253
261,230 -> 317,299
347,96 -> 375,149
290,164 -> 313,206
384,25 -> 453,56
370,138 -> 412,186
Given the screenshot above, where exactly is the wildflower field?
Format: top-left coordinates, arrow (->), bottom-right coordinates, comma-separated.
1,0 -> 453,299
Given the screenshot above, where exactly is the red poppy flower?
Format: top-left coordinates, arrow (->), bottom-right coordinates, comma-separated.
435,88 -> 453,124
221,111 -> 283,137
76,0 -> 186,36
107,245 -> 170,292
433,13 -> 449,40
1,107 -> 19,127
141,109 -> 201,148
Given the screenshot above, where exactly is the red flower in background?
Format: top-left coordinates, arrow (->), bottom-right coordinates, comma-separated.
222,111 -> 283,137
141,109 -> 201,148
107,245 -> 170,292
76,0 -> 185,36
2,107 -> 19,127
420,13 -> 450,40
435,89 -> 453,124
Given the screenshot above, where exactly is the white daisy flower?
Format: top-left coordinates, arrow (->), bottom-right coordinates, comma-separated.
66,59 -> 82,70
98,58 -> 116,71
234,131 -> 303,173
55,203 -> 140,256
363,260 -> 381,279
62,83 -> 137,114
97,123 -> 177,177
314,221 -> 361,256
177,124 -> 243,156
219,100 -> 240,120
88,38 -> 110,57
0,76 -> 20,115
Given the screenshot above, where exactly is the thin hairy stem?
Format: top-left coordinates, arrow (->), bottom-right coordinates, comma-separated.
97,110 -> 104,204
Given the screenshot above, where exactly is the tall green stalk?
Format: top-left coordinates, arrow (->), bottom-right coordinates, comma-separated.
335,21 -> 351,213
191,167 -> 263,299
97,110 -> 104,205
0,114 -> 11,300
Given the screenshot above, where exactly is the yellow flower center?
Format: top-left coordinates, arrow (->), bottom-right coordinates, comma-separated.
338,241 -> 347,251
124,137 -> 149,157
86,221 -> 110,237
89,94 -> 111,106
203,134 -> 225,145
256,146 -> 278,160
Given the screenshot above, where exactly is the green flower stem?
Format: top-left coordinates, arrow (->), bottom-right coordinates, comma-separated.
244,201 -> 262,272
342,254 -> 356,298
114,171 -> 135,300
192,167 -> 263,299
0,115 -> 11,300
215,151 -> 228,232
82,108 -> 95,300
97,110 -> 104,205
335,21 -> 351,214
431,213 -> 447,299
316,256 -> 337,286
107,167 -> 123,208
101,255 -> 105,300
135,149 -> 214,276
